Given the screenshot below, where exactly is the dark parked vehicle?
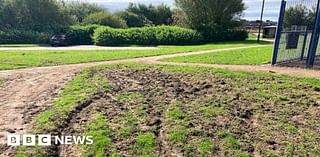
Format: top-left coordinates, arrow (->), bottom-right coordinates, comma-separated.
50,35 -> 67,47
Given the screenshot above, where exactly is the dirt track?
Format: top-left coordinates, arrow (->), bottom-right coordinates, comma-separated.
0,45 -> 320,156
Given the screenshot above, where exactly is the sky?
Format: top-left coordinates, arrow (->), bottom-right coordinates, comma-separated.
86,0 -> 282,21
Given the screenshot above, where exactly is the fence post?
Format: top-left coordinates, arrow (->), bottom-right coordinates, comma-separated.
300,31 -> 308,60
306,0 -> 320,68
272,0 -> 286,65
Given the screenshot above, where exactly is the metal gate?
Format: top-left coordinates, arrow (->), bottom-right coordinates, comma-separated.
272,0 -> 320,68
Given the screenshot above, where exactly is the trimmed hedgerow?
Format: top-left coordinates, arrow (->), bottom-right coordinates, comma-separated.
0,30 -> 51,44
65,24 -> 101,45
199,27 -> 248,42
154,26 -> 203,45
93,26 -> 203,46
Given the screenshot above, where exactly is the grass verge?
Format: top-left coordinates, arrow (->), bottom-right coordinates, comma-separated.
162,45 -> 273,65
0,40 -> 265,70
0,44 -> 40,47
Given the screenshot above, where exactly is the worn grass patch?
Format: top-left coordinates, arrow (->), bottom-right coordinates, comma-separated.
17,63 -> 320,156
162,46 -> 273,65
133,132 -> 157,157
83,114 -> 112,157
34,68 -> 109,132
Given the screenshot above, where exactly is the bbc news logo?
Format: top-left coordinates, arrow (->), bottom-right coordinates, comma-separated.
7,134 -> 93,146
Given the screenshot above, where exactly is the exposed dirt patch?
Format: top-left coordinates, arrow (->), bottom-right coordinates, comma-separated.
41,67 -> 320,157
1,45 -> 320,156
0,66 -> 81,156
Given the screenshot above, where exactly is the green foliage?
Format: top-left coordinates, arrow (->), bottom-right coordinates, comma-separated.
93,26 -> 152,45
83,12 -> 127,28
284,5 -> 315,30
172,9 -> 190,28
0,30 -> 51,44
0,0 -> 73,32
65,1 -> 105,23
175,0 -> 245,29
126,3 -> 173,26
93,26 -> 203,46
155,26 -> 203,44
117,11 -> 153,27
0,0 -> 109,44
200,27 -> 248,42
174,0 -> 246,41
65,24 -> 101,45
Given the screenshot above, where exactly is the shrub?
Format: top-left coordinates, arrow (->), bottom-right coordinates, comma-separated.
83,12 -> 127,28
117,11 -> 153,27
154,26 -> 202,45
226,30 -> 248,41
93,26 -> 203,46
65,25 -> 100,45
199,26 -> 248,42
0,30 -> 51,44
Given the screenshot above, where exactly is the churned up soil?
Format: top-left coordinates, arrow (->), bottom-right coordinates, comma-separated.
28,66 -> 320,157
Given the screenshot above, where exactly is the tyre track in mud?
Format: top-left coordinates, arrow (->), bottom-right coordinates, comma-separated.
0,45 -> 319,156
0,45 -> 262,151
52,68 -> 320,156
54,68 -> 212,156
58,68 -> 262,157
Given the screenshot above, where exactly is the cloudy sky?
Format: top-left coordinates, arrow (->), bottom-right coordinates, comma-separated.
86,0 -> 282,21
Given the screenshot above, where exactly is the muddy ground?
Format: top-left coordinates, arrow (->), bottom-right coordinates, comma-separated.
17,66 -> 320,157
0,45 -> 320,157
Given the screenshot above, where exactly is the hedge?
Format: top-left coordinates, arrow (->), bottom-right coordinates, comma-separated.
0,30 -> 52,44
199,27 -> 248,42
93,26 -> 203,46
65,25 -> 101,45
0,25 -> 247,45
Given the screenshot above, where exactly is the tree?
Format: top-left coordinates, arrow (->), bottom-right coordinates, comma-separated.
126,3 -> 173,25
0,0 -> 9,29
172,9 -> 190,28
0,0 -> 73,32
116,11 -> 153,27
174,0 -> 245,30
65,1 -> 105,23
284,5 -> 316,30
83,12 -> 127,28
153,4 -> 173,25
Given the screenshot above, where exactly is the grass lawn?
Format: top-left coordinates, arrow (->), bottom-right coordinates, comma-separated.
0,40 -> 264,70
162,45 -> 273,65
18,63 -> 320,157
